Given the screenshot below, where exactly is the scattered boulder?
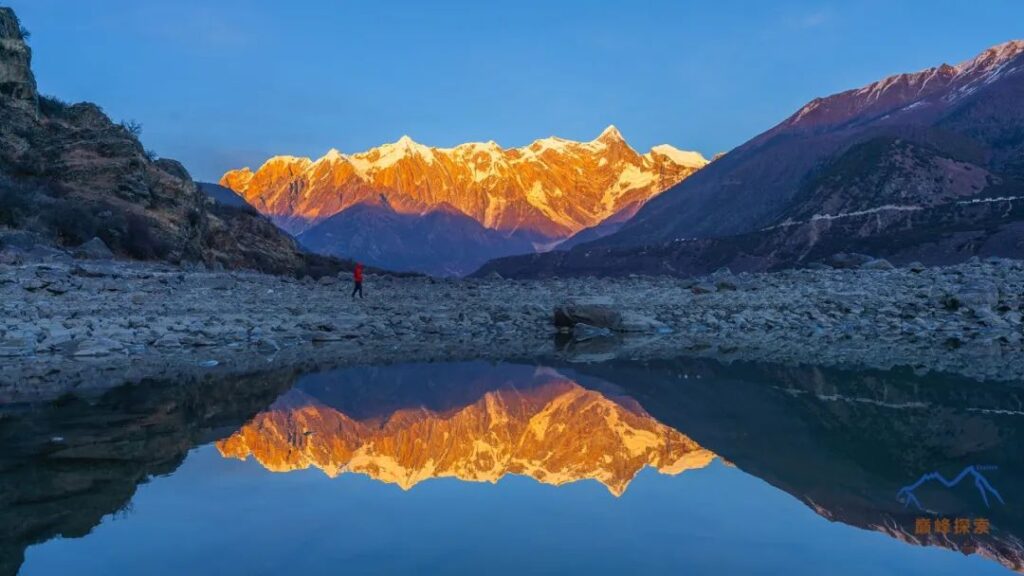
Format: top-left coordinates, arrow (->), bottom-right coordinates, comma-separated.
71,337 -> 125,357
691,282 -> 717,295
861,258 -> 895,271
619,312 -> 671,333
715,279 -> 738,291
554,303 -> 622,331
72,237 -> 114,260
255,337 -> 281,353
907,262 -> 926,273
152,334 -> 183,348
955,282 -> 999,312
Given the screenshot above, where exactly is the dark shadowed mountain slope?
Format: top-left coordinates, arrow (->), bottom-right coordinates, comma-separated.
616,40 -> 1024,245
567,358 -> 1024,574
479,41 -> 1024,278
197,181 -> 250,208
297,198 -> 537,276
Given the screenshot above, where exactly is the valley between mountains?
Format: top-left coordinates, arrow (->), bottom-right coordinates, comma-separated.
1,5 -> 1023,392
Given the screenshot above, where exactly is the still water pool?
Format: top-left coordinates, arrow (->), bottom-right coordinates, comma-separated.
5,359 -> 1021,575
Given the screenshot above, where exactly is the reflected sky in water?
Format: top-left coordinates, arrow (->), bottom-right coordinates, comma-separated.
21,448 -> 1005,576
8,360 -> 1022,575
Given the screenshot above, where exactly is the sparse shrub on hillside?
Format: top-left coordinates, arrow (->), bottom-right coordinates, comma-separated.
187,208 -> 202,227
18,25 -> 30,40
119,120 -> 143,138
39,94 -> 72,118
144,149 -> 159,161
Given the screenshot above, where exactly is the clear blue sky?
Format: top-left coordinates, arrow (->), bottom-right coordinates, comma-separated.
8,0 -> 1024,182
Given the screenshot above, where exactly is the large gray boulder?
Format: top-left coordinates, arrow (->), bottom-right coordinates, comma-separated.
554,303 -> 623,331
73,237 -> 114,260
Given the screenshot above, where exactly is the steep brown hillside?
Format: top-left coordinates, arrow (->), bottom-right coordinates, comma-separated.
0,7 -> 348,276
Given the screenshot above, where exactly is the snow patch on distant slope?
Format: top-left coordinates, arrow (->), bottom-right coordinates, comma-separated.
649,145 -> 709,168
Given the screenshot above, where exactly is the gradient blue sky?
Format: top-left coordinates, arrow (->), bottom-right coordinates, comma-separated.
8,0 -> 1024,181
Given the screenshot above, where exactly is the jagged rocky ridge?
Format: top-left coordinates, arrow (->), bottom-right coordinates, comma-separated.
221,127 -> 707,275
0,7 -> 350,277
479,40 -> 1024,278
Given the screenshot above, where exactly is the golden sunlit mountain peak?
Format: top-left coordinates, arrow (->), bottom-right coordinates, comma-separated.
220,128 -> 708,239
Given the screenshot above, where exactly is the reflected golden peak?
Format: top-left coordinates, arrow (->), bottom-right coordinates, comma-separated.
216,379 -> 715,495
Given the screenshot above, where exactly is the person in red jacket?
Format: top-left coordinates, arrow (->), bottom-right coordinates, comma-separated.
351,262 -> 364,299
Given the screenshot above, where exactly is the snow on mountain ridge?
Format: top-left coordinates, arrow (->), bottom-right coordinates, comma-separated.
222,126 -> 707,239
788,40 -> 1024,128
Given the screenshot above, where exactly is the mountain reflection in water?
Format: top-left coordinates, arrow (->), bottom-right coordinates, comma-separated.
3,358 -> 1022,575
216,364 -> 716,495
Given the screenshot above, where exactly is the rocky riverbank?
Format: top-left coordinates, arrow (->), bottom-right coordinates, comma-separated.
2,255 -> 1023,400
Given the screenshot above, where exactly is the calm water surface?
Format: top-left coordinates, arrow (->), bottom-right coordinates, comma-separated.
3,359 -> 1021,575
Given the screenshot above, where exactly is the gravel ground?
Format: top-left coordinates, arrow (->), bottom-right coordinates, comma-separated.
2,256 -> 1023,400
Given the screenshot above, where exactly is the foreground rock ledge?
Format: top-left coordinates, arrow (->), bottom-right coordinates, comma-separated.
2,258 -> 1023,396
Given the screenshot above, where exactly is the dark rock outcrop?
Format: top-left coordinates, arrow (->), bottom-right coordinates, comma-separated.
0,7 -> 36,110
0,8 -> 352,277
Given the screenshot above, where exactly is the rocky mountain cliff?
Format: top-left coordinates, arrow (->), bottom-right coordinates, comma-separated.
0,7 -> 349,277
217,366 -> 714,495
480,40 -> 1024,278
221,127 -> 706,275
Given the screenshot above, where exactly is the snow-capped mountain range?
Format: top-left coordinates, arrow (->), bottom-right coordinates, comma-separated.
219,127 -> 707,274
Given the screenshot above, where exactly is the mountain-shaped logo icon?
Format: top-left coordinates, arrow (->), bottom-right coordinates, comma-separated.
897,465 -> 1005,511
